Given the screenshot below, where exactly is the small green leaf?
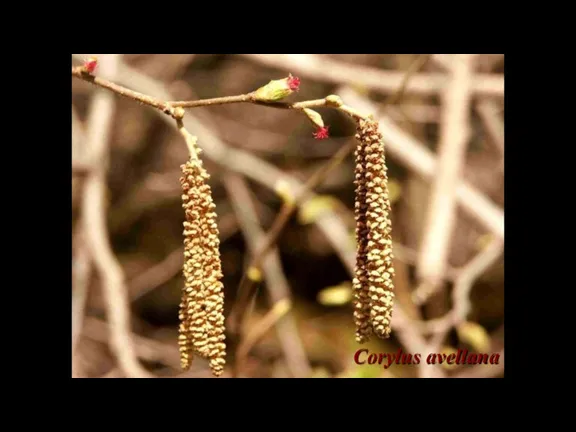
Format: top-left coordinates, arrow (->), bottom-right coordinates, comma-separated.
317,282 -> 353,306
457,321 -> 491,353
298,195 -> 340,225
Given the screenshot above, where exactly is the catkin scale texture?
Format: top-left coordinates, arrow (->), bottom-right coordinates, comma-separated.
352,130 -> 373,343
353,118 -> 395,341
179,155 -> 226,377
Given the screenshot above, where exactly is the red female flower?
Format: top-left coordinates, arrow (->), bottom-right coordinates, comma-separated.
83,57 -> 98,74
313,126 -> 330,140
287,74 -> 300,91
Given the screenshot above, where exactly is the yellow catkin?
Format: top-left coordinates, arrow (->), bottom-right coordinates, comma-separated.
179,153 -> 226,377
196,171 -> 226,376
354,118 -> 395,339
352,128 -> 373,343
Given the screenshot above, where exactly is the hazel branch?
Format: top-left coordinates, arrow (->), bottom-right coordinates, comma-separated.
169,93 -> 254,107
175,117 -> 200,160
72,64 -> 367,127
72,65 -> 180,118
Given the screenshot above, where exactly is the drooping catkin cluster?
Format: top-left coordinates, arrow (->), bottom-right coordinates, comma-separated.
352,117 -> 395,342
178,151 -> 226,377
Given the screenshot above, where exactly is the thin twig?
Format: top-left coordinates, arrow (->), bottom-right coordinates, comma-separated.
72,65 -> 175,116
83,317 -> 180,368
431,54 -> 453,70
80,55 -> 151,378
175,117 -> 199,159
475,99 -> 504,157
129,247 -> 183,301
170,95 -> 362,117
73,63 -> 363,122
169,93 -> 253,107
415,54 -> 477,301
382,104 -> 441,124
419,237 -> 504,335
72,163 -> 92,176
452,238 -> 503,324
223,174 -> 311,378
83,317 -> 221,377
384,54 -> 432,106
72,105 -> 85,166
72,110 -> 91,363
72,230 -> 91,360
235,299 -> 292,376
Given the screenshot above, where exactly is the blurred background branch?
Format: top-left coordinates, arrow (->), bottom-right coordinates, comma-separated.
223,173 -> 311,377
76,54 -> 151,378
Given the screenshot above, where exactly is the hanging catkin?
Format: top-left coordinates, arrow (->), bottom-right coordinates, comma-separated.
179,147 -> 226,377
352,126 -> 373,343
352,117 -> 395,341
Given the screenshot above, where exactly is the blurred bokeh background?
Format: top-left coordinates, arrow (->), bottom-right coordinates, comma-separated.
72,54 -> 504,378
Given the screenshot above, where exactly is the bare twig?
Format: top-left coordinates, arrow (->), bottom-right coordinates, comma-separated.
419,237 -> 504,335
240,54 -> 504,97
415,54 -> 477,301
80,55 -> 151,378
72,163 -> 92,176
393,305 -> 446,378
101,368 -> 124,378
72,105 -> 85,166
72,65 -> 177,116
452,239 -> 503,324
476,99 -> 504,157
431,54 -> 453,70
73,61 -> 364,123
129,247 -> 183,301
86,317 -> 228,377
387,104 -> 441,124
235,299 -> 292,374
83,317 -> 179,367
176,117 -> 201,158
384,54 -> 432,106
83,317 -> 198,372
72,109 -> 90,359
169,93 -> 253,107
72,231 -> 91,360
72,110 -> 91,378
223,174 -> 311,378
170,94 -> 364,119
